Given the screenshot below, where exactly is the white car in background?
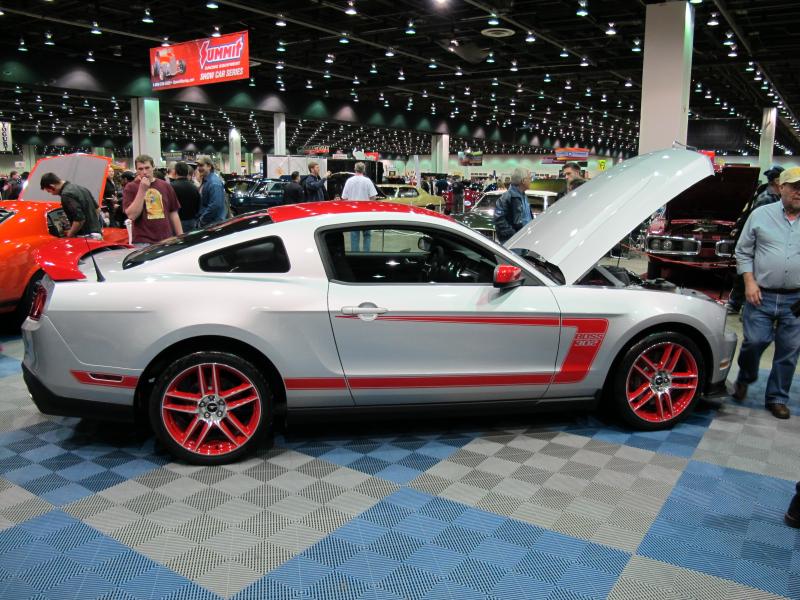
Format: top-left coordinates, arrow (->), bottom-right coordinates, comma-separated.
22,149 -> 736,464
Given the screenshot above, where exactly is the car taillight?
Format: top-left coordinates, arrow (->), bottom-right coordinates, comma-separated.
29,285 -> 47,321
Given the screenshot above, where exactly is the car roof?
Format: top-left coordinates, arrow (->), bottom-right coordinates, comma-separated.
267,201 -> 452,223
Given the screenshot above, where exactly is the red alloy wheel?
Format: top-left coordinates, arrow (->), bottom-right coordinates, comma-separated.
625,341 -> 699,423
160,362 -> 262,456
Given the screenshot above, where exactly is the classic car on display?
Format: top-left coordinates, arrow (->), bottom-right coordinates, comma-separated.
644,164 -> 759,279
228,177 -> 289,215
0,155 -> 128,324
22,148 -> 736,464
376,184 -> 443,212
442,182 -> 483,212
453,190 -> 559,241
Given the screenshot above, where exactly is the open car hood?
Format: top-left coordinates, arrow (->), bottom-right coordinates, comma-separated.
20,154 -> 111,204
663,165 -> 759,222
506,148 -> 714,284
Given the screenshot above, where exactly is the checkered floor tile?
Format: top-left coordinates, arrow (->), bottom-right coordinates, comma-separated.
238,488 -> 631,600
638,461 -> 800,598
1,331 -> 799,599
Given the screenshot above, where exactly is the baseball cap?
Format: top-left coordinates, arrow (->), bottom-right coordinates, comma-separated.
764,165 -> 785,181
779,167 -> 800,185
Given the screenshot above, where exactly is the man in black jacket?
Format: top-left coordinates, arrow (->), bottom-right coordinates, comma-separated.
284,171 -> 304,204
304,161 -> 330,201
171,161 -> 201,232
40,172 -> 102,238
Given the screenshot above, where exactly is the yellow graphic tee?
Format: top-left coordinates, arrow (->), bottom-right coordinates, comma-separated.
144,188 -> 165,220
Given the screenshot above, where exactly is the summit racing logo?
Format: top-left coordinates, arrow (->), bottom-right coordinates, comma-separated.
199,35 -> 245,69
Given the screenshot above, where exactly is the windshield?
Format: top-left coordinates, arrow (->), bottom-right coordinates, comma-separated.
0,207 -> 14,226
472,194 -> 499,214
511,248 -> 565,285
228,179 -> 255,195
122,213 -> 273,269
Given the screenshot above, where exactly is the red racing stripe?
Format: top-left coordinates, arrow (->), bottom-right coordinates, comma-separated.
285,377 -> 349,390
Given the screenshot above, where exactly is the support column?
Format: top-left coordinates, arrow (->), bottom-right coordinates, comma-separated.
638,1 -> 694,155
273,112 -> 287,155
21,144 -> 36,170
244,152 -> 254,175
413,155 -> 420,186
229,128 -> 242,175
432,134 -> 449,173
758,107 -> 777,175
130,98 -> 162,165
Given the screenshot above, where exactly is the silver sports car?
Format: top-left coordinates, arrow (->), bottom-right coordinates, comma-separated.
22,149 -> 737,464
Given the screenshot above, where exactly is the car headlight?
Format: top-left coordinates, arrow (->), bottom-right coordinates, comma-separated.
662,240 -> 673,251
650,239 -> 662,251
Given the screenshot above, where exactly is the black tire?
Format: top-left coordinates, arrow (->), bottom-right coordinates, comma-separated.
149,351 -> 272,464
646,261 -> 661,279
611,331 -> 704,430
14,271 -> 44,326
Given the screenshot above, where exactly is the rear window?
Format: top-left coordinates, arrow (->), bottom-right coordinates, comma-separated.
0,208 -> 15,225
200,236 -> 290,273
122,213 -> 273,269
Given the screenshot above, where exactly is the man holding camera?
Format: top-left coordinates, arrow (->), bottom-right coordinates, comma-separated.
731,167 -> 800,419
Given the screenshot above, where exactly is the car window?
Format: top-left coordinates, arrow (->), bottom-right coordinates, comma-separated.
200,236 -> 290,273
123,213 -> 274,269
46,208 -> 71,237
230,180 -> 254,194
253,181 -> 273,195
398,188 -> 419,198
378,186 -> 398,197
473,194 -> 499,212
321,225 -> 509,285
0,208 -> 13,226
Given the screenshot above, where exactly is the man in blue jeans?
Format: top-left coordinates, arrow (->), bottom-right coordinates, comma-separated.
731,167 -> 800,419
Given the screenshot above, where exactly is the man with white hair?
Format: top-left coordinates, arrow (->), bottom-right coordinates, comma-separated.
493,168 -> 532,243
341,162 -> 378,251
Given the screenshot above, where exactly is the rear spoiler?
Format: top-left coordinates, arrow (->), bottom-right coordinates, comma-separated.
33,239 -> 131,281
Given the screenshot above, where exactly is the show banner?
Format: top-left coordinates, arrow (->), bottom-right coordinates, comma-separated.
150,31 -> 249,90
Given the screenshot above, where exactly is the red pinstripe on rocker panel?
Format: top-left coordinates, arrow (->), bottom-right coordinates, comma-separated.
285,315 -> 609,390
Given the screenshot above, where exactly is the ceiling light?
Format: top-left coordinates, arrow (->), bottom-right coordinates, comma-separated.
405,20 -> 415,34
325,53 -> 335,64
211,25 -> 221,37
606,22 -> 617,35
276,61 -> 285,70
580,56 -> 589,67
141,8 -> 153,23
86,50 -> 95,62
707,12 -> 719,26
275,15 -> 287,26
753,71 -> 762,81
306,80 -> 313,89
509,60 -> 518,72
486,52 -> 495,63
385,47 -> 395,57
44,32 -> 54,46
369,62 -> 378,74
206,1 -> 219,8
428,58 -> 437,69
487,13 -> 500,26
455,66 -> 463,76
632,39 -> 642,52
601,93 -> 607,102
525,31 -> 536,43
560,48 -> 569,58
249,77 -> 256,87
161,37 -> 170,47
397,68 -> 405,81
422,89 -> 428,98
625,78 -> 633,87
689,0 -> 702,4
323,70 -> 331,78
277,40 -> 286,52
564,80 -> 572,90
585,87 -> 592,97
745,61 -> 755,72
345,0 -> 357,15
576,0 -> 589,16
543,73 -> 552,83
339,33 -> 350,43
18,37 -> 27,52
438,80 -> 445,89
491,77 -> 499,86
727,44 -> 737,57
91,21 -> 102,34
723,31 -> 734,46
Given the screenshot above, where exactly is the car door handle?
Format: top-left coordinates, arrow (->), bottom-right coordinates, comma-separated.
341,306 -> 388,315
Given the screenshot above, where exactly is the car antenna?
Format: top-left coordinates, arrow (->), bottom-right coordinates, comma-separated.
83,237 -> 105,282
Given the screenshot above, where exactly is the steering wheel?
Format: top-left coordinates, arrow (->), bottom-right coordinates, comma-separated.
421,245 -> 445,282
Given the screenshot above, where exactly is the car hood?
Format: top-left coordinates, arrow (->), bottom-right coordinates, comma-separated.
20,154 -> 111,205
453,212 -> 493,228
663,166 -> 759,222
506,148 -> 714,284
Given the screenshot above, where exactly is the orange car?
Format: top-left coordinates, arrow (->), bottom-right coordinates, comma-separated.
1,154 -> 129,323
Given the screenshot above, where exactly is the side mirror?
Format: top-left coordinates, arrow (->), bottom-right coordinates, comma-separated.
493,264 -> 523,289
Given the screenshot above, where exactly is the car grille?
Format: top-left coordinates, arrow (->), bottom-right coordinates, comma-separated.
646,236 -> 700,255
